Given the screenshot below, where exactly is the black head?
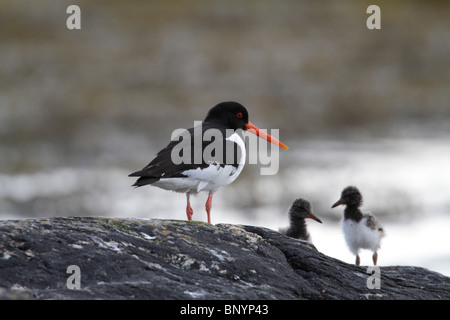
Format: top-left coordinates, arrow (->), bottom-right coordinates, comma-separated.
204,101 -> 249,130
289,198 -> 322,223
331,186 -> 363,208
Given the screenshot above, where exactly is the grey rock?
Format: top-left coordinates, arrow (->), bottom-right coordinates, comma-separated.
0,217 -> 448,300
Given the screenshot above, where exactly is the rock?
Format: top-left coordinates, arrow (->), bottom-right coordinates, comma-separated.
0,217 -> 448,300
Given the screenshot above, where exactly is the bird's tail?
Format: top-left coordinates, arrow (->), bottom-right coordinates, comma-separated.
129,173 -> 160,187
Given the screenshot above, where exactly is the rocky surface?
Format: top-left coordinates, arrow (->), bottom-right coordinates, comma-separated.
0,217 -> 449,300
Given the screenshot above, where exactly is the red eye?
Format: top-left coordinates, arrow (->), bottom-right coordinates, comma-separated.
236,112 -> 243,119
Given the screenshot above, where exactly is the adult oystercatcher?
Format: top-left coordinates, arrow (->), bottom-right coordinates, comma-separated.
331,186 -> 385,266
279,198 -> 322,243
129,101 -> 288,224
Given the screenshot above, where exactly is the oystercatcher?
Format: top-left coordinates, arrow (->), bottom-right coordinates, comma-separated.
129,101 -> 288,224
331,186 -> 385,266
279,198 -> 322,242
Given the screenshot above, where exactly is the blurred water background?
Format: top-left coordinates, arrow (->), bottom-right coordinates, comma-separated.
1,1 -> 449,276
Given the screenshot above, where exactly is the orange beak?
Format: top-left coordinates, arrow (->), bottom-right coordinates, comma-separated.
245,122 -> 289,150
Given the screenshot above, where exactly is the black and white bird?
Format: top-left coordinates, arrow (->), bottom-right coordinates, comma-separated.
280,198 -> 322,243
331,186 -> 385,266
129,101 -> 289,224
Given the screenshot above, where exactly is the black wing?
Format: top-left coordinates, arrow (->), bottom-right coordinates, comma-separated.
129,123 -> 242,187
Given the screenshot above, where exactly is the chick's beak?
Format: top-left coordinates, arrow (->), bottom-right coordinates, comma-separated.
331,199 -> 346,208
306,213 -> 322,223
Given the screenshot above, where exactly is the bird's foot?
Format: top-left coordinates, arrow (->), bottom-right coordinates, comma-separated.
186,206 -> 194,221
186,194 -> 194,221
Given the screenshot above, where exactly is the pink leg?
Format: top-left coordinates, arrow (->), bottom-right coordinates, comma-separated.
355,255 -> 361,266
373,252 -> 378,265
205,192 -> 213,224
186,193 -> 193,221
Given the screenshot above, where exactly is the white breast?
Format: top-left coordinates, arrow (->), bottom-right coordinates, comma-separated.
154,132 -> 246,194
342,217 -> 381,255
